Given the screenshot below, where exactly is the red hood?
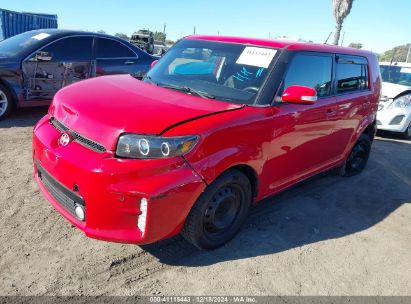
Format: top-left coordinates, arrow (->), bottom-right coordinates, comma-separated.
50,75 -> 243,151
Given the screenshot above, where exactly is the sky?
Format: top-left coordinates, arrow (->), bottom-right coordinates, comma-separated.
1,0 -> 410,53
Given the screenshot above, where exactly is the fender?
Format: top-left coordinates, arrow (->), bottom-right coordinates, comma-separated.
343,113 -> 376,161
163,105 -> 275,202
0,68 -> 22,107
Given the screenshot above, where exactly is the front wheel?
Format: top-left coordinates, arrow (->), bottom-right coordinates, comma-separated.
0,84 -> 14,120
340,134 -> 372,177
401,121 -> 411,140
182,169 -> 252,250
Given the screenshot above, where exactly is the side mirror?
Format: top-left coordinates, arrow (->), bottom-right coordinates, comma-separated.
281,85 -> 318,105
150,60 -> 159,69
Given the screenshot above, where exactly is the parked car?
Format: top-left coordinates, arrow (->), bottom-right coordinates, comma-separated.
33,35 -> 380,249
377,62 -> 411,139
0,29 -> 156,119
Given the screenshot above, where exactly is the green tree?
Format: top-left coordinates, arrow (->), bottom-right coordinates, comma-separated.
153,31 -> 166,42
379,44 -> 411,62
348,42 -> 362,49
332,0 -> 354,45
115,33 -> 129,40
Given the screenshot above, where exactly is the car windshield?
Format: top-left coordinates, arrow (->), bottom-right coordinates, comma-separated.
145,39 -> 278,104
0,31 -> 50,58
380,65 -> 411,86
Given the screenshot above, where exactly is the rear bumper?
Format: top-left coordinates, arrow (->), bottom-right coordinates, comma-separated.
32,115 -> 206,244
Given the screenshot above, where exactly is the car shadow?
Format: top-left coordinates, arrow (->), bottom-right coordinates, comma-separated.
377,130 -> 409,141
0,106 -> 48,128
141,139 -> 411,266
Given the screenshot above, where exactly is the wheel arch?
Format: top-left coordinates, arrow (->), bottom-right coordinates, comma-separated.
215,164 -> 259,202
0,78 -> 19,106
363,119 -> 377,141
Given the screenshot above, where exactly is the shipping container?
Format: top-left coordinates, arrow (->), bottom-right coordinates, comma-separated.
0,9 -> 57,41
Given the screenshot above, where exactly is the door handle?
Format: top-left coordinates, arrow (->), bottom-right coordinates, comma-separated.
362,101 -> 371,109
326,108 -> 337,117
124,60 -> 135,65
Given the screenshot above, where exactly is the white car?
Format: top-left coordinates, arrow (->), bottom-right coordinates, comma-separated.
377,62 -> 411,139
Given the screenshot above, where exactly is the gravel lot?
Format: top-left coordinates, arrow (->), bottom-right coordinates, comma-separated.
0,107 -> 410,296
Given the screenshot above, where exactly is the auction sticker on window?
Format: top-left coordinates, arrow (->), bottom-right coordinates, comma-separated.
400,67 -> 411,74
236,47 -> 277,68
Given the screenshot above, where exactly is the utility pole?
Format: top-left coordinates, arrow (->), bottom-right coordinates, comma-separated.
406,43 -> 411,63
163,23 -> 167,42
193,26 -> 196,35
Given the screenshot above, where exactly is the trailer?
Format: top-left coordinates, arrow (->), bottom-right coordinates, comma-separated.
0,9 -> 57,41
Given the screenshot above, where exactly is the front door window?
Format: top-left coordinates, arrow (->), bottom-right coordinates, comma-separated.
22,36 -> 93,100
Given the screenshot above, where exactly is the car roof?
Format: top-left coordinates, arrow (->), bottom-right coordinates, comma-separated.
186,35 -> 375,57
24,28 -> 123,40
4,29 -> 151,59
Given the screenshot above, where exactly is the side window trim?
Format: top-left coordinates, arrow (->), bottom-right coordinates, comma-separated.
95,37 -> 139,60
335,54 -> 370,96
273,51 -> 335,104
24,35 -> 94,62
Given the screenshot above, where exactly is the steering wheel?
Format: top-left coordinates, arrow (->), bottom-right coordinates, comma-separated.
243,86 -> 259,93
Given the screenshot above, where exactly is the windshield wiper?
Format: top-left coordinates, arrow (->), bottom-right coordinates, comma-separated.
159,84 -> 215,99
142,75 -> 158,84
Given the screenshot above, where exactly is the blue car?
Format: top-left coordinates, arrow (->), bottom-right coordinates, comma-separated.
0,29 -> 157,119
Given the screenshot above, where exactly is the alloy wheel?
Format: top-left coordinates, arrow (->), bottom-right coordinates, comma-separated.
0,90 -> 8,117
347,140 -> 369,173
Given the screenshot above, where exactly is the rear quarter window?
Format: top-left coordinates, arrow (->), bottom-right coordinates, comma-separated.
336,56 -> 369,94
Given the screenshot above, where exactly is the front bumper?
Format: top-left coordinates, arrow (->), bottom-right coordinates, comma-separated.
32,115 -> 206,244
376,103 -> 411,133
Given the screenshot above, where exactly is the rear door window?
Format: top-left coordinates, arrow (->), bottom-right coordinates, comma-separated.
336,56 -> 369,94
96,38 -> 136,58
281,53 -> 333,98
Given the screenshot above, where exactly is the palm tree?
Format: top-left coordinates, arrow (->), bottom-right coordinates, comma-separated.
332,0 -> 354,45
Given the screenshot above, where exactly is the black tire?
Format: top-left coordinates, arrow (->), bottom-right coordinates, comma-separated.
401,121 -> 411,140
0,83 -> 14,121
340,134 -> 372,177
182,169 -> 252,250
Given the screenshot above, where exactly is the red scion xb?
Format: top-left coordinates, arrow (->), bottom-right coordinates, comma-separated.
33,36 -> 381,249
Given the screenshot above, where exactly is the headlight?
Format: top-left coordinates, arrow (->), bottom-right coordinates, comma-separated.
116,134 -> 199,159
388,94 -> 411,109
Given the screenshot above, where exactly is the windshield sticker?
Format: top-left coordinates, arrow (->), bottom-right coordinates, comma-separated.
400,67 -> 411,74
236,47 -> 277,68
32,33 -> 50,41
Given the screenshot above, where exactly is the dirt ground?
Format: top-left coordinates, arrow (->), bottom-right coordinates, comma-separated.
0,107 -> 410,296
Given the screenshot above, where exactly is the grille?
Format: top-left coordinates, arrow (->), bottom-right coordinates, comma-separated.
37,163 -> 86,221
50,117 -> 106,153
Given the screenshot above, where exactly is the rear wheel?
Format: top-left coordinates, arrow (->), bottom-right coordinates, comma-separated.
0,84 -> 14,120
401,121 -> 411,140
340,134 -> 372,177
182,170 -> 252,250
